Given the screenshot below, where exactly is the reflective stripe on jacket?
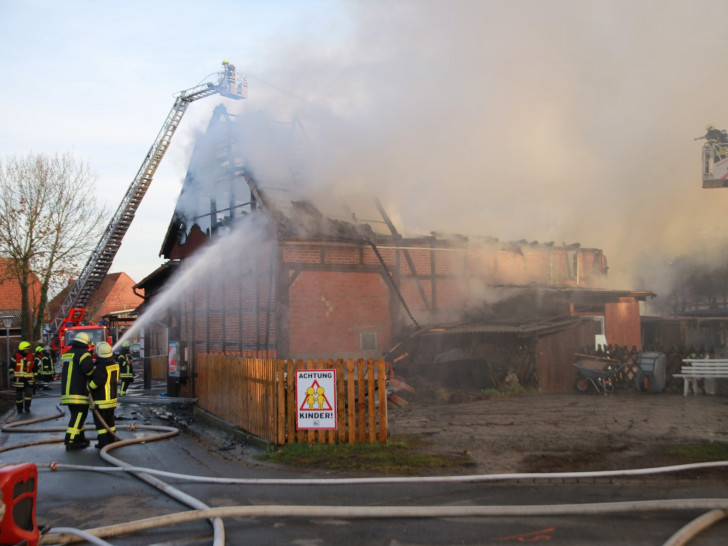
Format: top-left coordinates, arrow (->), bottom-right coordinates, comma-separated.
60,345 -> 94,405
89,356 -> 119,410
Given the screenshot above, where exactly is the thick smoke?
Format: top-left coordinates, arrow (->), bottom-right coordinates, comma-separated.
220,0 -> 728,306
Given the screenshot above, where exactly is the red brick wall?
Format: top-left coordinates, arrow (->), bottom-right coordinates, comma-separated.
288,270 -> 390,358
176,237 -> 608,363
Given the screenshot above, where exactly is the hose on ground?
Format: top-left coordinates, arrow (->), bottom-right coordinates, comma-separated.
41,498 -> 728,544
46,459 -> 728,485
6,402 -> 728,545
99,429 -> 226,546
2,399 -> 225,545
663,508 -> 728,546
47,527 -> 114,546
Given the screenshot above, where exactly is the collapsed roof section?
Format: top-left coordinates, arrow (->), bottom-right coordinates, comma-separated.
159,104 -> 613,290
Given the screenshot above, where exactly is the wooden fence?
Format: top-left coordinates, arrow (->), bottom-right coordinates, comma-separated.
196,355 -> 388,445
148,356 -> 167,379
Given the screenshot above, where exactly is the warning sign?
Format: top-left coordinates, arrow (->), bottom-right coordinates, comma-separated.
295,369 -> 337,430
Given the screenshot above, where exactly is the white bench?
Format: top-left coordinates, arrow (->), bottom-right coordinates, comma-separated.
674,359 -> 728,396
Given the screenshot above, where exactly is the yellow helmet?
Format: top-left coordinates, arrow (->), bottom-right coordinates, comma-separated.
18,341 -> 30,351
73,332 -> 91,346
96,342 -> 113,358
707,124 -> 717,131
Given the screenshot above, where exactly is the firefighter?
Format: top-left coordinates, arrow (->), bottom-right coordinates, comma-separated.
60,332 -> 95,450
88,341 -> 120,449
12,341 -> 35,413
702,124 -> 725,143
32,345 -> 43,393
117,340 -> 134,396
39,345 -> 54,389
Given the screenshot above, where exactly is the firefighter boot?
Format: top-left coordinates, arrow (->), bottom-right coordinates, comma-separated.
65,439 -> 90,450
64,433 -> 90,451
24,402 -> 30,413
16,403 -> 23,414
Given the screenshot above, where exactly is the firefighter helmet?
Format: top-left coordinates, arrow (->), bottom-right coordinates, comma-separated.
122,340 -> 130,348
44,345 -> 51,352
73,332 -> 91,346
18,341 -> 30,351
35,345 -> 43,353
96,342 -> 113,358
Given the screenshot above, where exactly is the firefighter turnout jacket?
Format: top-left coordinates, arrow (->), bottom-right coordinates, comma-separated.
89,356 -> 119,409
12,350 -> 35,387
61,341 -> 95,405
118,350 -> 134,382
39,351 -> 54,377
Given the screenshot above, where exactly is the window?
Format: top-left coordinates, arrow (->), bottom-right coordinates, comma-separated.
360,332 -> 377,351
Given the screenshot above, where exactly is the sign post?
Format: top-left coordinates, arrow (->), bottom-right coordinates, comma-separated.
295,369 -> 337,430
2,316 -> 12,390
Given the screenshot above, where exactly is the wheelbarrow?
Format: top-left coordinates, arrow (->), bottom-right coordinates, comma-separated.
573,359 -> 618,395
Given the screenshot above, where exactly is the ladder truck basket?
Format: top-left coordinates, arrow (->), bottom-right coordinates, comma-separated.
702,141 -> 728,188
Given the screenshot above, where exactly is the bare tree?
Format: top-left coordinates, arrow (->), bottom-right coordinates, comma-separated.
0,152 -> 107,341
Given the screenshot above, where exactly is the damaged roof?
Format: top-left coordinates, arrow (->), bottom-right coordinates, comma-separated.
158,104 -> 609,263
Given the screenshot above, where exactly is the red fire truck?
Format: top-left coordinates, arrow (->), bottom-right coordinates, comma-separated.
56,308 -> 112,354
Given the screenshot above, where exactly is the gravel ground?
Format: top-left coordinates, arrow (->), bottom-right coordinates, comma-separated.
387,392 -> 728,475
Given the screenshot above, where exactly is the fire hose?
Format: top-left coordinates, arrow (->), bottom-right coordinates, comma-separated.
3,403 -> 727,545
1,400 -> 226,546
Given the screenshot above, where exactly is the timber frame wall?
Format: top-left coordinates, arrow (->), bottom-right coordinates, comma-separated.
171,229 -> 608,398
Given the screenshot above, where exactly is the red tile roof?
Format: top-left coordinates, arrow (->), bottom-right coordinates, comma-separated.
48,272 -> 144,324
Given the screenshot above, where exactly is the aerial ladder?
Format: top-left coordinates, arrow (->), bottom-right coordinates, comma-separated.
51,61 -> 247,333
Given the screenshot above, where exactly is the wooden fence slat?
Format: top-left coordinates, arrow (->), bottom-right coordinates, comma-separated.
377,359 -> 387,443
367,359 -> 376,443
326,359 -> 336,445
286,360 -> 295,444
276,360 -> 285,445
336,359 -> 346,444
347,359 -> 356,444
357,360 -> 366,443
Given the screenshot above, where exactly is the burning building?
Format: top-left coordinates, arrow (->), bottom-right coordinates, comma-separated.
135,105 -> 652,396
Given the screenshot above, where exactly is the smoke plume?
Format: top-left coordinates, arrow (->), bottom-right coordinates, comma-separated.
221,1 -> 728,307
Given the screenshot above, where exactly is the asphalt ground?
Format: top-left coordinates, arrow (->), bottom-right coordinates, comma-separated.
1,381 -> 728,545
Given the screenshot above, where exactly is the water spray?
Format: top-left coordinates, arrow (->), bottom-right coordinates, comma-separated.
114,213 -> 272,351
